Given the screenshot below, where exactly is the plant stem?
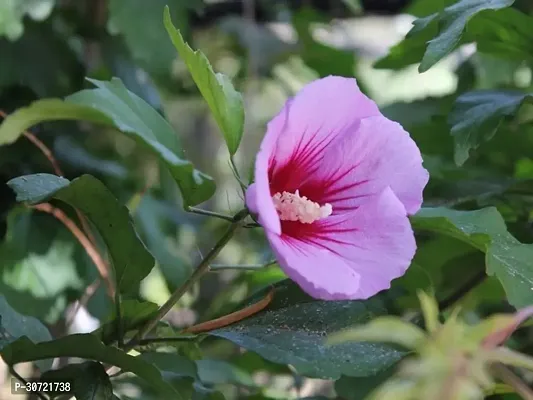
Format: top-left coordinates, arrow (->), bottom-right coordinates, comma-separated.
115,292 -> 124,348
209,260 -> 276,271
125,209 -> 248,349
137,335 -> 197,346
186,206 -> 235,222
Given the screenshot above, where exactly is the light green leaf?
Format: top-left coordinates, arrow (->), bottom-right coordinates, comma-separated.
328,317 -> 426,350
8,173 -> 154,294
0,77 -> 216,207
0,211 -> 83,322
412,207 -> 533,309
0,100 -> 111,146
164,6 -> 244,155
209,280 -> 405,379
1,334 -> 183,398
417,291 -> 440,333
449,90 -> 533,165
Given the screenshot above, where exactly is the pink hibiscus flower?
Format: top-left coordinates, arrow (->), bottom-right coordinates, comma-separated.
246,76 -> 429,300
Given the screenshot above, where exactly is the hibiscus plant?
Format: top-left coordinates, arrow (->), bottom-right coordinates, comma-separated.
1,0 -> 533,399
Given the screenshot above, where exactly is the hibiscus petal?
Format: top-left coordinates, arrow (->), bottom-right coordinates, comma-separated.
266,188 -> 415,300
268,76 -> 380,171
246,76 -> 380,233
307,115 -> 429,215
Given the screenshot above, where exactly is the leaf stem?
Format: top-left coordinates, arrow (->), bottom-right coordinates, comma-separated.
186,206 -> 235,222
137,335 -> 197,346
115,292 -> 124,348
125,209 -> 248,349
209,259 -> 276,271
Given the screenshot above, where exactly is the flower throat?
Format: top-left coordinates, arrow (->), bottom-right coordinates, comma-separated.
272,190 -> 332,224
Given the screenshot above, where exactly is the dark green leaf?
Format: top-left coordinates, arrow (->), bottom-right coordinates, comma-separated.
0,294 -> 52,371
449,90 -> 533,165
418,0 -> 515,72
43,361 -> 114,400
108,0 -> 197,82
412,207 -> 533,309
139,352 -> 198,380
164,6 -> 245,155
98,299 -> 159,344
196,359 -> 256,387
335,366 -> 396,400
375,0 -> 517,71
0,21 -> 83,97
135,195 -> 191,289
1,334 -> 182,398
208,280 -> 405,379
8,173 -> 154,293
0,78 -> 216,207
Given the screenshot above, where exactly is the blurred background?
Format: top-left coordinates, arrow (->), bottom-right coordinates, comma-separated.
2,0 -> 533,399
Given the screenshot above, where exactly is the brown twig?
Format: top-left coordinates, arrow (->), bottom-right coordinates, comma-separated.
65,279 -> 102,328
0,109 -> 100,248
31,203 -> 115,299
183,288 -> 274,334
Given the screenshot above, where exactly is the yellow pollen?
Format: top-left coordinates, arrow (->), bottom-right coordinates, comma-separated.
272,190 -> 333,224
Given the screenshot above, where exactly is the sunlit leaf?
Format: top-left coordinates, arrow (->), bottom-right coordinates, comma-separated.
164,6 -> 244,155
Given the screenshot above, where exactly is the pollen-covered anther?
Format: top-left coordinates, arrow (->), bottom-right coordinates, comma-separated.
272,190 -> 333,224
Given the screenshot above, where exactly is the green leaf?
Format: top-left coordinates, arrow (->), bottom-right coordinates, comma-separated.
139,352 -> 198,380
328,317 -> 426,350
418,0 -> 515,72
0,0 -> 55,40
375,0 -> 517,72
0,21 -> 84,97
0,294 -> 52,371
0,210 -> 84,322
42,361 -> 114,400
163,6 -> 245,155
335,367 -> 397,400
412,207 -> 533,309
208,280 -> 405,379
8,173 -> 154,294
196,360 -> 256,388
1,334 -> 183,398
0,77 -> 216,207
0,100 -> 111,146
98,299 -> 159,344
449,90 -> 533,165
108,0 -> 198,82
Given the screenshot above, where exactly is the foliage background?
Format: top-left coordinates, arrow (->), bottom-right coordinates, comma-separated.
2,0 -> 533,399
